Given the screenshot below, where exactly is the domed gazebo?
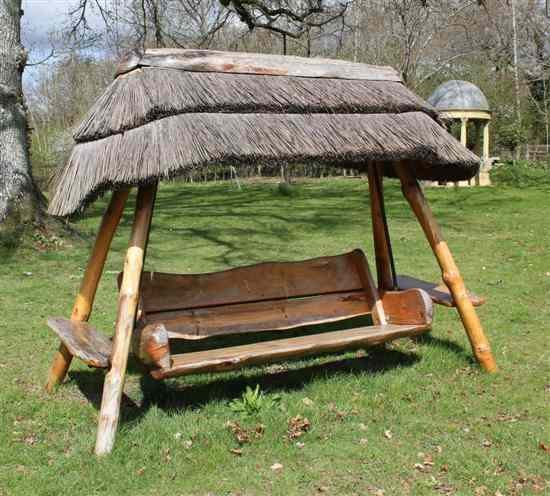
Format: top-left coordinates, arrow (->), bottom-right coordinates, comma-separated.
428,80 -> 491,185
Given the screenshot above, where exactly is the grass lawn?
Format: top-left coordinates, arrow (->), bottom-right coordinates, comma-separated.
0,179 -> 549,495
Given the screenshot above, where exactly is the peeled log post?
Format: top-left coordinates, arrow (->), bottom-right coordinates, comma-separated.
95,183 -> 157,456
367,163 -> 395,291
394,163 -> 496,372
45,189 -> 130,392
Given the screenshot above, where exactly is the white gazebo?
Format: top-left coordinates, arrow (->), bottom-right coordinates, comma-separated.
428,80 -> 491,186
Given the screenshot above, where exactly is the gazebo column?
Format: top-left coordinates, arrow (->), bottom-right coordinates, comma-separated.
483,121 -> 490,163
460,118 -> 468,146
473,122 -> 482,186
45,189 -> 130,393
367,163 -> 395,291
95,183 -> 157,456
394,163 -> 497,373
457,118 -> 469,187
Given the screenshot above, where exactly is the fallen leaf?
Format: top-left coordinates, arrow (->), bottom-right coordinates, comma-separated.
137,467 -> 145,476
23,435 -> 37,446
358,423 -> 368,431
270,462 -> 283,471
288,415 -> 311,439
482,439 -> 492,448
296,442 -> 305,448
434,482 -> 453,494
184,440 -> 193,449
384,430 -> 393,440
539,442 -> 550,452
226,421 -> 250,445
317,486 -> 329,493
328,402 -> 347,420
174,432 -> 182,440
254,424 -> 265,438
229,448 -> 243,456
359,438 -> 368,445
302,397 -> 314,406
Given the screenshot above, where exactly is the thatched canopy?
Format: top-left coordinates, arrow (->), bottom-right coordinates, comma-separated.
49,49 -> 480,216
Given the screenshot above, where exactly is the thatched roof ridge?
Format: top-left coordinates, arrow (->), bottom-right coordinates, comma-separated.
48,49 -> 480,217
115,48 -> 403,81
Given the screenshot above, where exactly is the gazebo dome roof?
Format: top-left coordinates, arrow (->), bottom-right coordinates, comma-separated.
428,80 -> 489,112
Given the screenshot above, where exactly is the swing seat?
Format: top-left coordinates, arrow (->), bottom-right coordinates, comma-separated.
48,250 -> 433,377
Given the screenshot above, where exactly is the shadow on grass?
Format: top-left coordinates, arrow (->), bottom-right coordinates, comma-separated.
70,345 -> 421,424
67,332 -> 473,429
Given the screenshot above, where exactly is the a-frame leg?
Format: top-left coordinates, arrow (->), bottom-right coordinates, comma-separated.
367,163 -> 396,291
394,163 -> 497,372
45,189 -> 130,393
95,183 -> 157,456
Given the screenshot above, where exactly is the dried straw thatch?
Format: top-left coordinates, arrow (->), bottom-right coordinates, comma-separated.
49,49 -> 480,217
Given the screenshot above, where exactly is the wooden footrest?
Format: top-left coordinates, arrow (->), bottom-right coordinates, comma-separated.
396,275 -> 485,308
47,317 -> 112,368
151,323 -> 430,379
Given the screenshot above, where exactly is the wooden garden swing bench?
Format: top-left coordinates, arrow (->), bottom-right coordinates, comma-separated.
44,49 -> 496,456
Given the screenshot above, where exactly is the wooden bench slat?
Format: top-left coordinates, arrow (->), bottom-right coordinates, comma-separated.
151,323 -> 430,379
46,317 -> 112,368
144,290 -> 371,340
396,275 -> 485,307
139,251 -> 366,314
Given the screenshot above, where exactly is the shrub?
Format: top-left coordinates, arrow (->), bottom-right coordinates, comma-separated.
277,181 -> 297,197
490,160 -> 550,187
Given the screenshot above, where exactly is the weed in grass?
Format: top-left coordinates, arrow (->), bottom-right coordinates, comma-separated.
228,384 -> 281,417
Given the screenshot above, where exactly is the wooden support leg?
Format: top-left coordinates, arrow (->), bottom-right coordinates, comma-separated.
367,163 -> 396,291
95,184 -> 157,456
394,163 -> 497,372
45,189 -> 130,393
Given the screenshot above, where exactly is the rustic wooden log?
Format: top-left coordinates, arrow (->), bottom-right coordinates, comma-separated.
381,289 -> 433,326
132,323 -> 171,369
45,189 -> 129,393
137,250 -> 367,314
151,323 -> 430,379
396,274 -> 485,307
46,318 -> 113,368
116,48 -> 402,82
350,249 -> 387,325
142,291 -> 372,340
367,163 -> 395,291
394,163 -> 496,372
95,183 -> 157,456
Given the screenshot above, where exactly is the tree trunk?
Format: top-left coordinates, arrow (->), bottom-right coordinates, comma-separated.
0,0 -> 45,230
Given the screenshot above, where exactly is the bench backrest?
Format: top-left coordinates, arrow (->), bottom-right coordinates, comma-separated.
123,250 -> 431,342
138,249 -> 377,314
126,250 -> 387,338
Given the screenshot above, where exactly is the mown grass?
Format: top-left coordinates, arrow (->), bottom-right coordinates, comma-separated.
0,179 -> 549,495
